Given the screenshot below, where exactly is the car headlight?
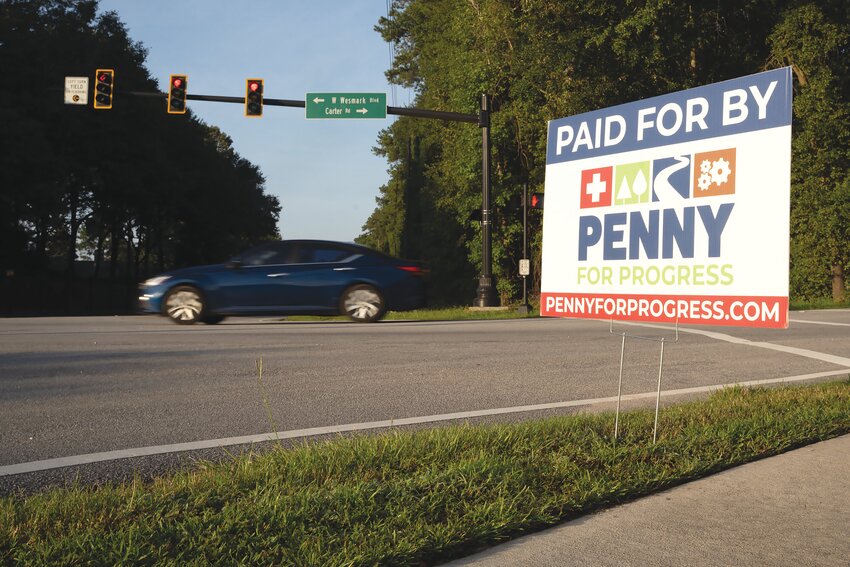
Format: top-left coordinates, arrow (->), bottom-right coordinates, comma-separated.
143,275 -> 172,287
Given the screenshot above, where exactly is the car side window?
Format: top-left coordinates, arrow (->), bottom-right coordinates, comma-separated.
239,243 -> 357,266
242,243 -> 294,266
305,246 -> 354,264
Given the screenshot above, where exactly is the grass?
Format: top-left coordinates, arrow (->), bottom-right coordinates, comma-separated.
385,306 -> 536,321
2,380 -> 849,566
284,298 -> 850,323
789,297 -> 850,311
284,305 -> 536,323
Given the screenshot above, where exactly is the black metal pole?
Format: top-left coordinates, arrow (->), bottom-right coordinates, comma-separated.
517,182 -> 531,314
474,94 -> 498,307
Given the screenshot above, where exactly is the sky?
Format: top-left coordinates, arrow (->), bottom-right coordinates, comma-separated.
97,0 -> 412,243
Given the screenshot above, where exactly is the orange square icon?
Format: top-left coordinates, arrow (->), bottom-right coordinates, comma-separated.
693,148 -> 736,198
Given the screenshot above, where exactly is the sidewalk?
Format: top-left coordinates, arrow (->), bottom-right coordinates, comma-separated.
446,434 -> 850,567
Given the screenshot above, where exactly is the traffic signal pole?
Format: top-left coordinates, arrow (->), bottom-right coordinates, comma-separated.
113,87 -> 496,307
518,182 -> 531,315
474,94 -> 498,307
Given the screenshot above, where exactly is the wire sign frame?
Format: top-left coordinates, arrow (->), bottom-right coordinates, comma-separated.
610,320 -> 679,444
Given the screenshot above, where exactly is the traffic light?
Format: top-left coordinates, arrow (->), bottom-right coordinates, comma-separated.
530,192 -> 544,210
167,74 -> 188,114
93,69 -> 114,109
245,79 -> 263,117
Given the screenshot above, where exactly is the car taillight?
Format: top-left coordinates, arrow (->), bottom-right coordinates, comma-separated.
398,265 -> 428,275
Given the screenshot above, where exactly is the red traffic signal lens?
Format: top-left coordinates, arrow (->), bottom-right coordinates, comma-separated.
172,78 -> 183,88
531,195 -> 540,207
249,82 -> 260,92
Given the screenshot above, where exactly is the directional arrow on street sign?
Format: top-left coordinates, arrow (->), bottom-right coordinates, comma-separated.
305,92 -> 387,119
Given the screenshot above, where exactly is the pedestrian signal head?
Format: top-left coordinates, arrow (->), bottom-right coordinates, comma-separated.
530,192 -> 544,210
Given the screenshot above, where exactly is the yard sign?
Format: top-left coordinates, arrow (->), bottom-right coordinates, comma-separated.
540,68 -> 793,328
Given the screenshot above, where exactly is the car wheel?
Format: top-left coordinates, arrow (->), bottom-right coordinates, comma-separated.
164,286 -> 205,325
341,284 -> 386,322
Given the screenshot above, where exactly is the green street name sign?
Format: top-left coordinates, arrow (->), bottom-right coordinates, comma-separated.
305,92 -> 387,119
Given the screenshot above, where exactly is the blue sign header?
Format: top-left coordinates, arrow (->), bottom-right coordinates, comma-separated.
546,67 -> 792,164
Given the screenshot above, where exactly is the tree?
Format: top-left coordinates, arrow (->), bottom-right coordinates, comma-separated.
368,0 -> 797,305
0,0 -> 281,313
769,3 -> 850,301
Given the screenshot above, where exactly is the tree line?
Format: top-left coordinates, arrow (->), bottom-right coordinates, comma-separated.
2,0 -> 846,314
358,0 -> 850,305
0,0 -> 281,313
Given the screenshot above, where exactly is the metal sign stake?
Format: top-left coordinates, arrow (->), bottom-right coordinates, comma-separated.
614,332 -> 626,441
653,338 -> 666,444
610,320 -> 678,444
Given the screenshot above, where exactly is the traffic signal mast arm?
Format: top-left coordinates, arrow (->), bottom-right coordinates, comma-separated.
114,90 -> 479,123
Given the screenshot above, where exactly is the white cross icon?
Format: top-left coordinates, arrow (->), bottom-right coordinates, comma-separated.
586,173 -> 608,202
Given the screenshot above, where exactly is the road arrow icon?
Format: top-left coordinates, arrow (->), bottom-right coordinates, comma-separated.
356,108 -> 368,114
312,97 -> 325,104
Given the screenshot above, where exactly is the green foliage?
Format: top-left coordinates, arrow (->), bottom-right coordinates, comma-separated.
769,3 -> 850,301
365,0 -> 850,305
0,0 -> 280,287
2,381 -> 849,564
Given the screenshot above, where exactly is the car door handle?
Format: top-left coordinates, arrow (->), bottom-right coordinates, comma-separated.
267,273 -> 289,277
333,267 -> 355,271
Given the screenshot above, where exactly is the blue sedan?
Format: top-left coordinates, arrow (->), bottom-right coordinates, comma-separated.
138,240 -> 428,324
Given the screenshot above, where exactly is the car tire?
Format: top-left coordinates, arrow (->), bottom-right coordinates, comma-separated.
341,284 -> 386,323
164,286 -> 205,325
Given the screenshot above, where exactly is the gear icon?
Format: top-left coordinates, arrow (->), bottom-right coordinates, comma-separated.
700,160 -> 712,174
710,158 -> 732,185
697,172 -> 712,191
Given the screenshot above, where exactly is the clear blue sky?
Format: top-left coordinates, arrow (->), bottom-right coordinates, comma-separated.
97,0 -> 412,242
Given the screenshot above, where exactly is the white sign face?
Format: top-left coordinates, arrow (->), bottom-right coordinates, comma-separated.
519,259 -> 530,276
64,77 -> 89,105
540,68 -> 793,328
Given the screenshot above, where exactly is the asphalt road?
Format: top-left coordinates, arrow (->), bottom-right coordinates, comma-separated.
2,311 -> 849,494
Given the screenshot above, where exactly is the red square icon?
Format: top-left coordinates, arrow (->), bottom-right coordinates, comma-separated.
580,167 -> 613,209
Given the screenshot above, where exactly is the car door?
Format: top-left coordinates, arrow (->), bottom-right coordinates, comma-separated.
219,242 -> 362,313
217,242 -> 302,311
266,243 -> 362,310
